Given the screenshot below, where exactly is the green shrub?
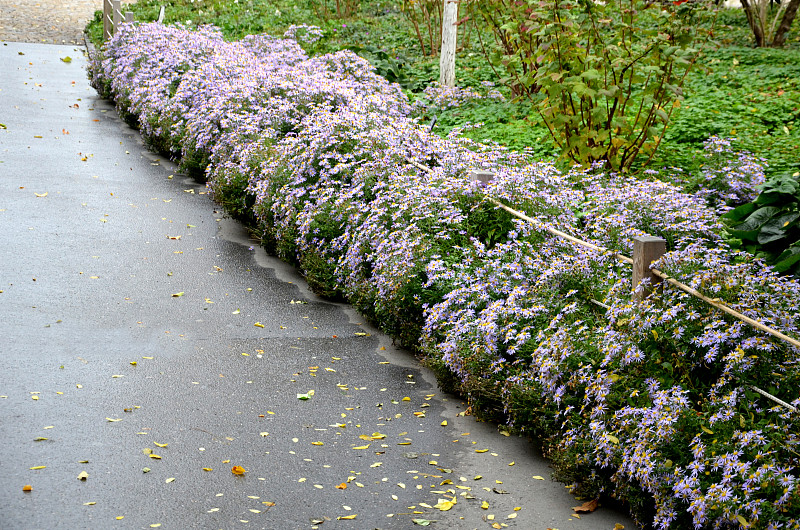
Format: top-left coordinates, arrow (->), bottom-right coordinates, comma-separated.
724,171 -> 800,275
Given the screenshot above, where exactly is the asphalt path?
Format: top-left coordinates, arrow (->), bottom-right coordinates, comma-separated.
0,42 -> 637,530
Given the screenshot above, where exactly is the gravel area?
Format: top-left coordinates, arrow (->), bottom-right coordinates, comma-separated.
0,0 -> 122,45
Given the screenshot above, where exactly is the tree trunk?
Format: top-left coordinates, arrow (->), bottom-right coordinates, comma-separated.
440,0 -> 459,86
740,0 -> 767,46
772,0 -> 800,47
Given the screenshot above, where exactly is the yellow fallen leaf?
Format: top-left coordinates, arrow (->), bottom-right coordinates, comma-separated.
116,516 -> 124,520
352,445 -> 370,450
475,449 -> 488,453
106,418 -> 122,422
202,468 -> 213,472
441,421 -> 447,426
337,514 -> 357,520
35,192 -> 48,197
84,502 -> 96,506
32,395 -> 39,401
532,475 -> 545,480
311,441 -> 324,446
165,477 -> 175,483
481,501 -> 489,510
492,524 -> 502,529
508,461 -> 515,466
508,513 -> 517,519
254,322 -> 264,328
335,483 -> 347,489
433,498 -> 456,511
30,466 -> 46,470
153,442 -> 167,448
171,292 -> 184,297
148,454 -> 161,459
231,466 -> 246,475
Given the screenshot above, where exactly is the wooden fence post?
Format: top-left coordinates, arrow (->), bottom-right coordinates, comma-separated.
468,169 -> 494,188
103,0 -> 111,40
439,0 -> 459,86
112,0 -> 121,34
632,235 -> 666,300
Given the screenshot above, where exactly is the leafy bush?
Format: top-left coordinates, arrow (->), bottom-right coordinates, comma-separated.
724,171 -> 800,275
473,0 -> 715,171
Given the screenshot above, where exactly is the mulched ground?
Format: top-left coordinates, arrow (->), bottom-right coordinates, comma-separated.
0,0 -> 127,45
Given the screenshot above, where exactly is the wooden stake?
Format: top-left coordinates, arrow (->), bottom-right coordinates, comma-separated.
112,0 -> 121,35
468,169 -> 494,188
633,236 -> 666,300
103,0 -> 112,40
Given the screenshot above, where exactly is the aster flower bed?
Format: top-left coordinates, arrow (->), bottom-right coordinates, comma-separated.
88,23 -> 800,529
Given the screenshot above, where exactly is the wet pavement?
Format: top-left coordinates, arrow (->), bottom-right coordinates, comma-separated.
0,42 -> 638,530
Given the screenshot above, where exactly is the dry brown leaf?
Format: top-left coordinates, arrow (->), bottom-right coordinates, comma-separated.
572,499 -> 599,513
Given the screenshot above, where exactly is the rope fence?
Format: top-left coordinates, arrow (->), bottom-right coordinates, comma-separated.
405,158 -> 800,412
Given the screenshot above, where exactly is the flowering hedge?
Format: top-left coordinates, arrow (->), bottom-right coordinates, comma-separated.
89,23 -> 800,529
